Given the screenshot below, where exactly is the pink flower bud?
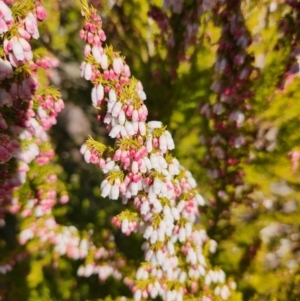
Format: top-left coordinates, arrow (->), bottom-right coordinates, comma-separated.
123,64 -> 131,77
18,28 -> 31,40
24,12 -> 39,39
126,104 -> 133,117
132,109 -> 139,122
84,44 -> 91,56
8,52 -> 18,67
120,182 -> 126,195
99,29 -> 106,41
138,105 -> 148,120
36,4 -> 47,21
24,50 -> 33,61
60,195 -> 69,204
0,1 -> 12,22
0,19 -> 8,34
132,121 -> 139,134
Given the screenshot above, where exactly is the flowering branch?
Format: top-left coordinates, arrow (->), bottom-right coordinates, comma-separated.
200,0 -> 255,238
79,1 -> 237,300
0,1 -> 125,295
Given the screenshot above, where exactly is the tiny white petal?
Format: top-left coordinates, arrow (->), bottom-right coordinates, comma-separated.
148,121 -> 162,129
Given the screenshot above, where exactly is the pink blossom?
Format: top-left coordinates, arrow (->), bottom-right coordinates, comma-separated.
0,18 -> 8,33
12,37 -> 25,61
24,12 -> 39,39
36,4 -> 47,21
0,1 -> 12,22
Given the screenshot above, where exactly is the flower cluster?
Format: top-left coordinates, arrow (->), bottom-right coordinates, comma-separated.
199,0 -> 255,236
0,1 -> 125,292
0,0 -> 50,224
79,0 -> 236,300
18,215 -> 125,282
0,0 -> 68,274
